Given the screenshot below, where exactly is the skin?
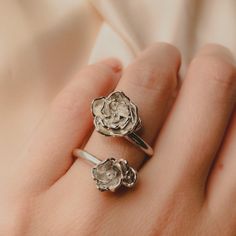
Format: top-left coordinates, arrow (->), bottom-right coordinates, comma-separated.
1,43 -> 236,236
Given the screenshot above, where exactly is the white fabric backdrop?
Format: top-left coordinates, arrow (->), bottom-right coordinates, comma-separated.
0,0 -> 236,165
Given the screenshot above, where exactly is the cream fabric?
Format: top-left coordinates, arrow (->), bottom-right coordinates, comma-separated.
1,0 -> 236,162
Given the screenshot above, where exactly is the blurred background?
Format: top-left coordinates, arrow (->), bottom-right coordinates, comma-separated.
0,0 -> 236,169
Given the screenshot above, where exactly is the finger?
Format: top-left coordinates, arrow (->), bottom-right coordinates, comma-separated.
63,43 -> 180,191
17,58 -> 122,190
206,109 -> 236,210
144,44 -> 236,198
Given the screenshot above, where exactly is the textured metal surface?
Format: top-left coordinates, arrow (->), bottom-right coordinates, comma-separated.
92,91 -> 153,156
92,91 -> 140,136
73,149 -> 137,192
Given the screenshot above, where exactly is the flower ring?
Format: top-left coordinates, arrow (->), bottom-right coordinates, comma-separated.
73,149 -> 137,192
91,91 -> 153,156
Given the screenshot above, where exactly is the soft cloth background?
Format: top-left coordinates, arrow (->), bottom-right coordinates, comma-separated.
0,0 -> 236,167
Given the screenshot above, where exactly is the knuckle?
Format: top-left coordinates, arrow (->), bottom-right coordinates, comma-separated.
124,42 -> 180,93
190,55 -> 236,89
78,63 -> 115,82
125,61 -> 177,93
147,42 -> 181,57
199,43 -> 231,53
198,43 -> 235,64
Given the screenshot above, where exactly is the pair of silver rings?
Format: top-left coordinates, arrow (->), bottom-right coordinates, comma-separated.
73,91 -> 153,192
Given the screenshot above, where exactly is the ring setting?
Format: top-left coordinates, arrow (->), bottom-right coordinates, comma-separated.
92,158 -> 137,192
73,149 -> 137,192
92,91 -> 141,137
92,91 -> 153,156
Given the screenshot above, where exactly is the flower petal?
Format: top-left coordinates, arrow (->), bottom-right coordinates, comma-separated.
96,182 -> 109,192
92,97 -> 106,117
108,91 -> 130,104
92,158 -> 123,192
97,158 -> 114,171
121,167 -> 137,188
108,177 -> 122,192
95,123 -> 113,136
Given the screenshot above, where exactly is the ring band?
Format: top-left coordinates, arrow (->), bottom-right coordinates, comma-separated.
73,149 -> 137,192
91,91 -> 153,156
125,132 -> 153,156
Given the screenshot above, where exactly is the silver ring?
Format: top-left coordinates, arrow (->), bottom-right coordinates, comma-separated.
91,91 -> 153,156
73,149 -> 137,192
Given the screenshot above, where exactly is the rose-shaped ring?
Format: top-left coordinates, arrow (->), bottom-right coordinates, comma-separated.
73,149 -> 137,192
91,91 -> 153,156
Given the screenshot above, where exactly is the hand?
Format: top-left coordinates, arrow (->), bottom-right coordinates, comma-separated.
1,43 -> 236,236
